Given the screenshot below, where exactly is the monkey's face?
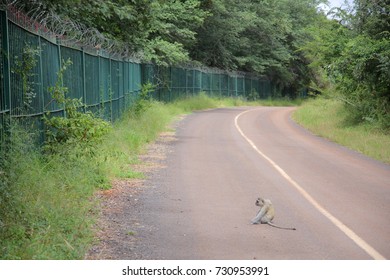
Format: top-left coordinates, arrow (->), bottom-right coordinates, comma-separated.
255,197 -> 264,207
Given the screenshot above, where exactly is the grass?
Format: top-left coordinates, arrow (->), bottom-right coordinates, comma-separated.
170,92 -> 303,110
0,126 -> 101,259
293,97 -> 390,164
253,97 -> 304,107
98,100 -> 181,184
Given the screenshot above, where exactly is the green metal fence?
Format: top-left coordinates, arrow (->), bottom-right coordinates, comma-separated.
0,8 -> 271,149
141,64 -> 270,102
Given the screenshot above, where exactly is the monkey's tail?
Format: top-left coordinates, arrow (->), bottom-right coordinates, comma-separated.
267,222 -> 296,230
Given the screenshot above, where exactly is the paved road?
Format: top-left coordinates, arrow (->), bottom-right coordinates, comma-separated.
137,107 -> 390,259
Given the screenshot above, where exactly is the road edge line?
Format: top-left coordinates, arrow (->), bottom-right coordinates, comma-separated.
234,108 -> 386,260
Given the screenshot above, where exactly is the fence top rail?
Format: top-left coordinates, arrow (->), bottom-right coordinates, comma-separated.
2,2 -> 142,62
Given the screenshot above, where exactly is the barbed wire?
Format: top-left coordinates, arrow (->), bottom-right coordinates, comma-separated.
1,0 -> 141,60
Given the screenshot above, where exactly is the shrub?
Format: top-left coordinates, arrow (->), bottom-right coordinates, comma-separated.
43,59 -> 111,153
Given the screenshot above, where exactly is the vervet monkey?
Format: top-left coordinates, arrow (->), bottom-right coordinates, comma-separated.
251,197 -> 296,230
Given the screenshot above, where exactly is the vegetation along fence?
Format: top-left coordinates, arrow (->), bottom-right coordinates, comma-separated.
0,7 -> 271,148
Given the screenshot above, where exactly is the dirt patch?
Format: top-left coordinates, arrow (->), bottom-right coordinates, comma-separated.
85,120 -> 181,259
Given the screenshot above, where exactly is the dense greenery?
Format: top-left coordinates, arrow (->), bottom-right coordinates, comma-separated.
36,0 -> 207,66
189,0 -> 322,96
303,0 -> 390,130
0,121 -> 106,259
43,59 -> 110,152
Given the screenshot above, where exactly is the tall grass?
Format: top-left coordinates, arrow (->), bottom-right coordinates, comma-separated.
293,97 -> 390,164
99,101 -> 181,182
0,124 -> 102,259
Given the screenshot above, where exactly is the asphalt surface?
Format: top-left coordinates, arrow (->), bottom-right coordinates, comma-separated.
133,107 -> 390,260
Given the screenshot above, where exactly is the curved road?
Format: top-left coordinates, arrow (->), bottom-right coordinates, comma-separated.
136,107 -> 390,259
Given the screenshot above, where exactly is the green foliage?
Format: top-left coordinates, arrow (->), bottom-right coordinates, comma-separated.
44,109 -> 111,148
302,1 -> 390,130
143,0 -> 208,65
190,0 -> 323,96
354,0 -> 390,40
172,92 -> 219,112
132,82 -> 155,117
46,58 -> 71,105
97,100 -> 180,184
0,57 -> 114,258
38,0 -> 207,66
43,59 -> 111,152
0,122 -> 104,259
336,35 -> 390,129
247,89 -> 259,101
143,38 -> 190,67
12,45 -> 40,110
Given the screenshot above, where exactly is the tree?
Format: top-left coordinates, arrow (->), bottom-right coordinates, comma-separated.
189,0 -> 252,70
354,0 -> 390,39
34,0 -> 207,65
143,0 -> 208,66
302,0 -> 390,129
191,0 -> 325,97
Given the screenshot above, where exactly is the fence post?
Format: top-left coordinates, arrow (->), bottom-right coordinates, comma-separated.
227,74 -> 229,97
36,35 -> 46,143
219,74 -> 222,95
1,10 -> 11,144
98,50 -> 104,116
2,10 -> 11,112
199,69 -> 202,94
57,40 -> 65,117
109,57 -> 112,122
243,76 -> 245,98
81,48 -> 86,113
169,66 -> 172,102
235,76 -> 238,97
210,72 -> 212,96
123,59 -> 126,113
185,68 -> 188,96
37,36 -> 44,114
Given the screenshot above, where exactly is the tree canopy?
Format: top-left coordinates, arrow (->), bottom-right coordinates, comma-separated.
33,0 -> 207,66
190,0 -> 323,95
303,0 -> 390,129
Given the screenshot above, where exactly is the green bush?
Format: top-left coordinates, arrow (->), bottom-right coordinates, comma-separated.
132,82 -> 155,117
336,36 -> 390,130
43,59 -> 111,153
